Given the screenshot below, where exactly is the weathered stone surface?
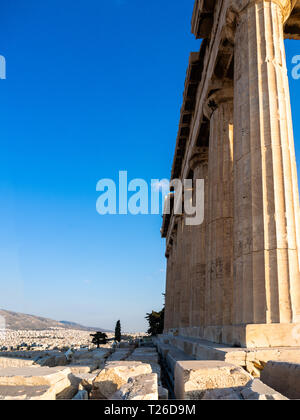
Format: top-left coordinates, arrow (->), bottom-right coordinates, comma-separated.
158,386 -> 168,400
69,365 -> 94,375
0,357 -> 35,369
127,349 -> 159,364
0,367 -> 74,400
68,359 -> 98,374
158,333 -> 300,378
106,349 -> 131,362
174,361 -> 252,400
132,348 -> 157,354
261,361 -> 300,399
0,351 -> 45,360
165,335 -> 246,366
240,379 -> 288,401
36,354 -> 67,367
74,372 -> 98,385
149,362 -> 161,383
245,348 -> 300,377
202,379 -> 287,400
0,367 -> 72,394
0,366 -> 71,386
166,347 -> 195,378
162,0 -> 300,350
119,342 -> 133,349
72,389 -> 88,400
73,348 -> 111,361
0,385 -> 56,400
91,361 -> 152,400
112,374 -> 158,401
56,385 -> 78,400
156,343 -> 170,359
202,388 -> 242,400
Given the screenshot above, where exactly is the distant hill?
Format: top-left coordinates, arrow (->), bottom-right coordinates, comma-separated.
0,309 -> 111,332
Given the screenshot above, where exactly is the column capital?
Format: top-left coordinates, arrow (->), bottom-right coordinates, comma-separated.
231,0 -> 296,22
203,86 -> 233,120
189,147 -> 209,171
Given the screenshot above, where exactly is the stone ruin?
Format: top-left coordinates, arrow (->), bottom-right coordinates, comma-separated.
0,0 -> 300,401
157,0 -> 300,401
162,0 -> 300,349
0,341 -> 167,400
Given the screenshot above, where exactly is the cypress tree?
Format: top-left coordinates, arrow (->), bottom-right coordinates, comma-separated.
115,320 -> 121,343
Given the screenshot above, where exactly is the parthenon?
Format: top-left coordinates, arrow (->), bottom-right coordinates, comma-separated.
162,0 -> 300,349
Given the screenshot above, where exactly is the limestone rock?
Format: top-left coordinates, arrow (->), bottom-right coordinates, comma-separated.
106,349 -> 131,362
0,367 -> 71,386
202,388 -> 242,400
56,385 -> 78,400
261,361 -> 300,400
73,349 -> 111,361
69,365 -> 93,375
72,372 -> 99,394
201,379 -> 287,400
0,384 -> 56,400
158,385 -> 168,400
36,354 -> 67,368
127,349 -> 159,364
174,361 -> 252,400
0,367 -> 73,400
119,342 -> 133,349
0,357 -> 35,369
112,374 -> 158,400
149,362 -> 161,383
91,361 -> 152,400
72,389 -> 88,400
68,359 -> 98,374
240,379 -> 288,400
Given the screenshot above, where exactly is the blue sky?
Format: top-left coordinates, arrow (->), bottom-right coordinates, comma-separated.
0,0 -> 299,332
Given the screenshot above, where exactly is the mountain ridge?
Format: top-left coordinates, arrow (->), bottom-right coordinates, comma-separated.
0,309 -> 112,332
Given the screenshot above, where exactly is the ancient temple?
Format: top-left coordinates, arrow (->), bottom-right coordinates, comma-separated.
162,0 -> 300,348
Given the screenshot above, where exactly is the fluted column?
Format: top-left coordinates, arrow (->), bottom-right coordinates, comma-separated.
172,220 -> 182,329
180,223 -> 193,327
164,246 -> 173,331
189,148 -> 209,327
205,95 -> 234,327
233,0 -> 300,325
169,240 -> 177,330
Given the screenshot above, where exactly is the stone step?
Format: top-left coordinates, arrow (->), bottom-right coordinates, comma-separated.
158,334 -> 300,377
261,361 -> 300,400
173,360 -> 287,400
112,373 -> 158,400
159,335 -> 246,366
0,384 -> 55,400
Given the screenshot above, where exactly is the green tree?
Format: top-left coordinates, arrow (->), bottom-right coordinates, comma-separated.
115,320 -> 121,343
145,308 -> 165,336
90,332 -> 108,348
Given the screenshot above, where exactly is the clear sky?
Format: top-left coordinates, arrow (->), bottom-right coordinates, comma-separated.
0,0 -> 299,332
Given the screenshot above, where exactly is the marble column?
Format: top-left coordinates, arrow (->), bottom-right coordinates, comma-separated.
180,222 -> 193,328
189,148 -> 209,328
205,94 -> 234,327
233,0 -> 300,325
164,245 -> 173,331
172,220 -> 183,329
168,228 -> 176,330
